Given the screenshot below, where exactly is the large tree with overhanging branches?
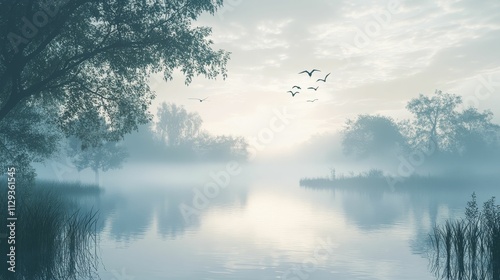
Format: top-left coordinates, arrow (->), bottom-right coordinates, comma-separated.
0,0 -> 230,176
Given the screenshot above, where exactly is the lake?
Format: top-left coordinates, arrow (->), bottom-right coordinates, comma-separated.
68,163 -> 500,280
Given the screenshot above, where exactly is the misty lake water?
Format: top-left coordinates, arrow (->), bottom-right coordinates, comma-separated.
64,163 -> 500,280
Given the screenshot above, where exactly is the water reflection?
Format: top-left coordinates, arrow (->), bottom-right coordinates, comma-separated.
75,182 -> 250,242
301,178 -> 500,279
44,167 -> 500,280
89,178 -> 431,279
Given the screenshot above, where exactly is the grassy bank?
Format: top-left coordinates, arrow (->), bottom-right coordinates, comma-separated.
299,169 -> 500,191
34,179 -> 103,195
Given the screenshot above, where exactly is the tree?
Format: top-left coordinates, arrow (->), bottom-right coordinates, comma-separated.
0,103 -> 61,182
154,103 -> 249,161
121,103 -> 248,162
406,90 -> 462,152
121,123 -> 163,161
195,133 -> 248,161
342,114 -> 406,159
0,0 -> 229,174
156,102 -> 202,147
68,137 -> 128,185
452,107 -> 500,156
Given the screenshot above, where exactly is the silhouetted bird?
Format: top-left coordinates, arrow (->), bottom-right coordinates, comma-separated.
308,86 -> 319,91
316,73 -> 331,82
307,99 -> 318,102
299,69 -> 320,77
189,97 -> 208,102
287,91 -> 299,97
292,85 -> 301,90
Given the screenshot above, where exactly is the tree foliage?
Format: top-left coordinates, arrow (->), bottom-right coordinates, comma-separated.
0,104 -> 61,182
405,90 -> 500,155
341,90 -> 500,167
342,114 -> 406,159
0,0 -> 230,173
453,108 -> 500,156
195,133 -> 248,161
156,102 -> 202,147
68,136 -> 128,184
122,103 -> 248,162
406,90 -> 462,152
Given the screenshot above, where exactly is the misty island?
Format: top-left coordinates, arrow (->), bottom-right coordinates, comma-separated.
299,90 -> 500,191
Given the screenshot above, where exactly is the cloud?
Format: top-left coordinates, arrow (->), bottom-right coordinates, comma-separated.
152,0 -> 500,154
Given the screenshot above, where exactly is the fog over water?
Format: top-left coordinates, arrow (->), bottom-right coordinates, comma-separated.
1,1 -> 499,279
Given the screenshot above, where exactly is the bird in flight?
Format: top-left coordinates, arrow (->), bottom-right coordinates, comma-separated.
308,86 -> 319,91
307,99 -> 319,102
299,69 -> 320,77
189,97 -> 208,102
316,73 -> 331,82
287,91 -> 299,97
292,85 -> 301,90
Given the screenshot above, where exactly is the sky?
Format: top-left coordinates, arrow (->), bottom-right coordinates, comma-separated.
148,0 -> 500,157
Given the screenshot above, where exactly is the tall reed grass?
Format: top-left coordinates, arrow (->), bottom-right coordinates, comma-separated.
0,180 -> 100,279
429,193 -> 500,280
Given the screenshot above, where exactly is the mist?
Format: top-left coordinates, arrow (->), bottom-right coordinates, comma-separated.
2,0 -> 500,279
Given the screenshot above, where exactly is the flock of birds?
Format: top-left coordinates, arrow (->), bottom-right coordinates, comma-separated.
188,68 -> 331,103
287,69 -> 331,102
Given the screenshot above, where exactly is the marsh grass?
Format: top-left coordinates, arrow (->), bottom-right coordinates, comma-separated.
300,168 -> 388,189
0,180 -> 100,280
429,193 -> 500,280
34,179 -> 102,195
300,170 -> 500,192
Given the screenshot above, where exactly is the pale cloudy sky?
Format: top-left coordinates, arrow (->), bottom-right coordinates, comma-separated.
149,0 -> 500,156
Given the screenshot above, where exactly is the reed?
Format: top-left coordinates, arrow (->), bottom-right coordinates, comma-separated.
0,183 -> 100,279
429,193 -> 500,280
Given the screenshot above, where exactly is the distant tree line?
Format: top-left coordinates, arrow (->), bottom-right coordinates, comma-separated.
122,102 -> 249,162
57,102 -> 248,184
341,90 -> 500,170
